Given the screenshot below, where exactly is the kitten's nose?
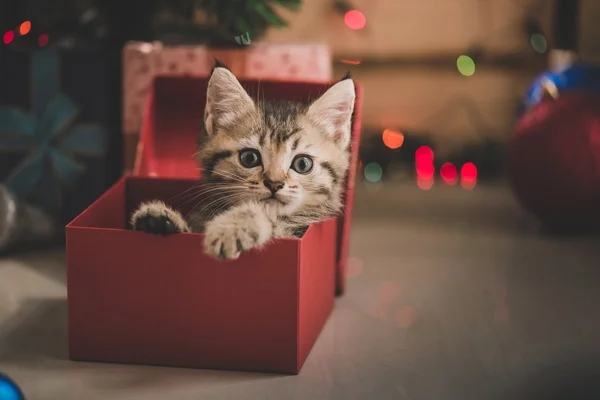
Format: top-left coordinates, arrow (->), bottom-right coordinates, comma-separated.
264,179 -> 285,193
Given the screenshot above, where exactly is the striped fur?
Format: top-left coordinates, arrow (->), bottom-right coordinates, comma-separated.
131,64 -> 356,260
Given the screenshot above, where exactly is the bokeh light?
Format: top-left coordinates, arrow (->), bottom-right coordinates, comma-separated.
346,257 -> 364,279
382,129 -> 404,149
395,306 -> 418,328
415,146 -> 434,164
530,33 -> 547,53
344,10 -> 366,30
461,179 -> 477,191
416,162 -> 434,179
364,162 -> 383,182
3,31 -> 14,45
460,162 -> 477,182
457,55 -> 476,76
440,162 -> 458,185
38,34 -> 49,46
340,59 -> 361,65
19,21 -> 31,36
417,177 -> 434,190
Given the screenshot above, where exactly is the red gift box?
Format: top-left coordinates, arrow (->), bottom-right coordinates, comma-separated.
66,76 -> 362,374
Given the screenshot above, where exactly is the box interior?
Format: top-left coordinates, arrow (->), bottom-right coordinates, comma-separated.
69,177 -> 210,231
136,76 -> 347,179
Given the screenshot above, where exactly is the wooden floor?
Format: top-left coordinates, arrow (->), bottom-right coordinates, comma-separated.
2,182 -> 600,399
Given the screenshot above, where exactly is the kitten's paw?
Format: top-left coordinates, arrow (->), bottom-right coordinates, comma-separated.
131,201 -> 190,235
203,209 -> 270,260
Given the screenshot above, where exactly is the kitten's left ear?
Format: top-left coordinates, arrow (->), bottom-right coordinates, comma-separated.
306,76 -> 355,148
204,63 -> 256,136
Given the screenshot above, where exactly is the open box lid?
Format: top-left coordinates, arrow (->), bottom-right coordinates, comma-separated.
134,76 -> 362,294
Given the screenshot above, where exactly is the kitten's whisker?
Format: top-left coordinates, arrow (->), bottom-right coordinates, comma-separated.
169,182 -> 238,202
186,192 -> 248,220
178,186 -> 247,207
174,184 -> 247,203
208,169 -> 248,183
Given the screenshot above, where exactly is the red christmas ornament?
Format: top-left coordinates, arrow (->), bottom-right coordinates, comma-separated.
508,91 -> 600,229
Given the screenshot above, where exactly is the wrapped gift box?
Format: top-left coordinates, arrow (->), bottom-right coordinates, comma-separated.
0,46 -> 121,224
122,41 -> 332,171
66,76 -> 362,374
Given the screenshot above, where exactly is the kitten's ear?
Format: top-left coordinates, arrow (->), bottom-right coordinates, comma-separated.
306,77 -> 355,148
204,63 -> 255,136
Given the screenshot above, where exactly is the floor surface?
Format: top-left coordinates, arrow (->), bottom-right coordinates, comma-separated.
2,183 -> 600,399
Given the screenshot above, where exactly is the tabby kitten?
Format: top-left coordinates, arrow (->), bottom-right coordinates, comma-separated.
130,62 -> 355,260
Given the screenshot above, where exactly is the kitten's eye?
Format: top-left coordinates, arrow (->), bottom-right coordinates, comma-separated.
239,149 -> 262,168
291,155 -> 314,174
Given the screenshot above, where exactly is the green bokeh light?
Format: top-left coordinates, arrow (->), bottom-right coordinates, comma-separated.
457,55 -> 476,77
530,33 -> 547,53
364,162 -> 383,182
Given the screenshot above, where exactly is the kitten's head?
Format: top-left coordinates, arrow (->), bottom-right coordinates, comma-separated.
198,63 -> 355,218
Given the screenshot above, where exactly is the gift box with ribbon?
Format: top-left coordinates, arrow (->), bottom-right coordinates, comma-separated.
0,46 -> 120,224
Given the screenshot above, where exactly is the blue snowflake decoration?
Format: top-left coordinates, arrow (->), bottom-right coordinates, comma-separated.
0,49 -> 106,213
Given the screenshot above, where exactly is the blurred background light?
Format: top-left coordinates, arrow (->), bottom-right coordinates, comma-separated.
344,10 -> 366,30
364,162 -> 383,182
530,33 -> 547,53
3,30 -> 14,44
382,129 -> 404,149
440,162 -> 458,185
457,55 -> 476,76
19,21 -> 31,36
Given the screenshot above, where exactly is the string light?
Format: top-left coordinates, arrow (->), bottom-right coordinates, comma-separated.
415,146 -> 434,164
19,21 -> 31,36
530,33 -> 547,53
440,162 -> 458,185
460,162 -> 477,190
344,10 -> 366,30
364,162 -> 383,182
457,55 -> 476,76
461,162 -> 477,182
38,34 -> 49,47
417,177 -> 434,190
382,129 -> 404,149
3,31 -> 14,45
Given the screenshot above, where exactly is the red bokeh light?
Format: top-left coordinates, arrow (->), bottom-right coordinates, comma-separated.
344,10 -> 366,30
460,162 -> 477,182
416,162 -> 434,179
38,34 -> 49,47
3,30 -> 14,45
415,146 -> 434,164
417,177 -> 434,190
440,162 -> 457,184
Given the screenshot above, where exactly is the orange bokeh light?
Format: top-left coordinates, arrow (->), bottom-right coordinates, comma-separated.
382,129 -> 404,149
19,21 -> 31,35
344,10 -> 366,30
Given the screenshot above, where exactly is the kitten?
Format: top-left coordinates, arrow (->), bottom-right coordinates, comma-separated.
130,62 -> 355,260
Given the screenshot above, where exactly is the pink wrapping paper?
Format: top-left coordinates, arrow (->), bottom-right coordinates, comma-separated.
123,41 -> 332,137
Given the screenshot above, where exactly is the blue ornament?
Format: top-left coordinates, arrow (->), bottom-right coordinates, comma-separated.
0,374 -> 24,400
517,63 -> 600,117
0,49 -> 106,213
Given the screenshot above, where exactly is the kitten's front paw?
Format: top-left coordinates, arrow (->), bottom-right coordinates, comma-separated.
203,211 -> 270,260
131,201 -> 190,235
